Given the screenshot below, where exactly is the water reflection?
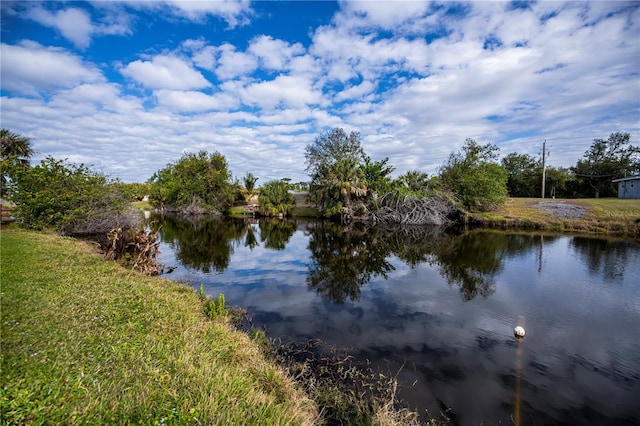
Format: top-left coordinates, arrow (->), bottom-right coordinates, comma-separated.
154,214 -> 244,273
259,219 -> 296,250
307,222 -> 395,303
570,237 -> 636,282
152,214 -> 640,425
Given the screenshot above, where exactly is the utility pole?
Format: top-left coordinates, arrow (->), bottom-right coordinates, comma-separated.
541,140 -> 546,199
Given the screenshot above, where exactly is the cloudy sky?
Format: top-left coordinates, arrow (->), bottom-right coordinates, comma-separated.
1,1 -> 639,184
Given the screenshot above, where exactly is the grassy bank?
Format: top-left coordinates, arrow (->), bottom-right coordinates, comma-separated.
226,205 -> 323,218
470,198 -> 640,236
0,228 -> 317,424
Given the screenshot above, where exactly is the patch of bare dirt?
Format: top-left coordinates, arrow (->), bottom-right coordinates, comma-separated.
535,201 -> 587,219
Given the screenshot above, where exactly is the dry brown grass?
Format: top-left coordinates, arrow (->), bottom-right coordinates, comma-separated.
471,198 -> 640,236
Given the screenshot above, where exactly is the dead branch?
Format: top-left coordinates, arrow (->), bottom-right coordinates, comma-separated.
370,190 -> 455,226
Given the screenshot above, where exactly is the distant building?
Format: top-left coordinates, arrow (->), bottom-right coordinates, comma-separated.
612,176 -> 640,199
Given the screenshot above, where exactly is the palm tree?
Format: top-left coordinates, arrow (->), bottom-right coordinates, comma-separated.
328,158 -> 367,215
1,128 -> 34,163
1,128 -> 34,197
398,170 -> 430,193
242,172 -> 259,202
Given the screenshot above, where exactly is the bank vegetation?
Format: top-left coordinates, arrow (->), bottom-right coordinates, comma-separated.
469,197 -> 640,237
2,228 -> 437,425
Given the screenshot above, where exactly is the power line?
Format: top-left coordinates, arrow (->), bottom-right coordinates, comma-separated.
541,140 -> 546,198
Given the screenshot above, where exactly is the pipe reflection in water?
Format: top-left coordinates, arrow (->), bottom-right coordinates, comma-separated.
514,315 -> 525,426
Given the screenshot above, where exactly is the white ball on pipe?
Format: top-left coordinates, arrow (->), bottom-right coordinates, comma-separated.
514,326 -> 526,338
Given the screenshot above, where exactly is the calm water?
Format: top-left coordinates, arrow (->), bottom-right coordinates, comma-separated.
150,215 -> 640,425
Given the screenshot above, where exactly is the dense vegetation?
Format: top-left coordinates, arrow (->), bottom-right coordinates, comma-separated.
148,150 -> 234,214
259,180 -> 295,216
7,156 -> 136,236
502,132 -> 639,199
572,132 -> 639,198
3,127 -> 639,227
439,139 -> 508,212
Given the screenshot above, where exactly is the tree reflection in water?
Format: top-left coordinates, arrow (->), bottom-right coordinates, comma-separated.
153,214 -> 575,303
153,214 -> 245,273
244,223 -> 259,250
435,232 -> 503,301
570,236 -> 635,282
306,222 -> 395,303
306,225 -> 542,303
259,219 -> 295,250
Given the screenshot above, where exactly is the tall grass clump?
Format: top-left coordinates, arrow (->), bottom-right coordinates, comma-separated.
199,284 -> 229,318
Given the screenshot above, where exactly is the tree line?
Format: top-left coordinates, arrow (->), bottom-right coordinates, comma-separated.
2,127 -> 639,234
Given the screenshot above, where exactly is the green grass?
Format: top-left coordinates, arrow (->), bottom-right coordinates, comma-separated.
227,205 -> 322,218
471,198 -> 640,236
290,206 -> 322,218
131,200 -> 153,210
0,228 -> 317,425
226,205 -> 256,217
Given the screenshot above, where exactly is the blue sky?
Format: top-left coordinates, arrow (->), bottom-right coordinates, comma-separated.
1,1 -> 639,184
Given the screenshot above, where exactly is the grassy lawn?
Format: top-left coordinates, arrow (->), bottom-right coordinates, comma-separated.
227,205 -> 323,218
0,228 -> 317,425
131,200 -> 153,210
472,198 -> 640,236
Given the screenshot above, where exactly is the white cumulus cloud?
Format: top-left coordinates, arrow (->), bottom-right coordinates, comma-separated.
0,41 -> 104,95
121,55 -> 211,90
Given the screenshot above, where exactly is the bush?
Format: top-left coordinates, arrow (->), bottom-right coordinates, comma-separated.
439,139 -> 507,212
112,182 -> 152,201
9,157 -> 137,235
259,180 -> 295,216
148,151 -> 234,213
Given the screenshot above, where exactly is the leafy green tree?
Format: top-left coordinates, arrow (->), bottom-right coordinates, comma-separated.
501,153 -> 541,197
149,151 -> 233,212
259,180 -> 295,216
305,128 -> 365,175
1,128 -> 35,197
545,166 -> 570,198
325,157 -> 368,216
439,139 -> 508,212
572,132 -> 640,198
305,128 -> 368,217
362,155 -> 394,200
112,182 -> 152,201
9,156 -> 131,234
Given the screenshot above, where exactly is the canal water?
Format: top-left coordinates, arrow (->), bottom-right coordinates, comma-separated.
150,215 -> 640,425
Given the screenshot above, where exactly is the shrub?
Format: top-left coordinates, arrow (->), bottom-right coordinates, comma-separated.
148,151 -> 234,213
9,157 -> 137,235
439,139 -> 507,212
259,180 -> 295,216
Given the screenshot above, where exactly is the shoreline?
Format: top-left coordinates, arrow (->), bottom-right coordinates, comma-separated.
0,227 -> 422,425
467,198 -> 640,238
